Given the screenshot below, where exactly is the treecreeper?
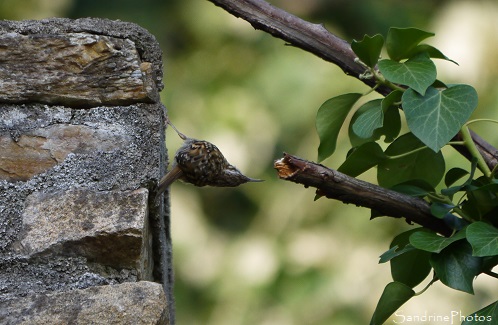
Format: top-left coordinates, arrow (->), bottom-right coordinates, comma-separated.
155,119 -> 263,199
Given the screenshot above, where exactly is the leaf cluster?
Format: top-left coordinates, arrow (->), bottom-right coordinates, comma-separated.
314,27 -> 498,324
372,221 -> 498,324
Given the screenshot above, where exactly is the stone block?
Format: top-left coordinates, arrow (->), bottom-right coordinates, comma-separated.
0,32 -> 157,106
0,123 -> 132,182
0,281 -> 168,325
13,188 -> 152,280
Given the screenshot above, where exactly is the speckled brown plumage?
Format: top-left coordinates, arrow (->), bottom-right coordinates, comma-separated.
156,137 -> 262,198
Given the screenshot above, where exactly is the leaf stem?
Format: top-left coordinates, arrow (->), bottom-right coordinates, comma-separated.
386,146 -> 428,160
362,83 -> 378,96
447,141 -> 465,146
414,277 -> 438,296
426,193 -> 452,204
465,118 -> 498,127
459,126 -> 491,178
371,68 -> 405,92
385,140 -> 466,161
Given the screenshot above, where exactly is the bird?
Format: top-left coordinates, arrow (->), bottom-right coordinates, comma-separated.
155,119 -> 263,199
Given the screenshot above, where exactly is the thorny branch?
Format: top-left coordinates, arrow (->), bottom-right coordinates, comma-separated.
206,0 -> 498,233
206,0 -> 498,170
275,154 -> 453,236
206,0 -> 386,92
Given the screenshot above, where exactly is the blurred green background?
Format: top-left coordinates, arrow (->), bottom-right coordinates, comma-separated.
3,0 -> 498,324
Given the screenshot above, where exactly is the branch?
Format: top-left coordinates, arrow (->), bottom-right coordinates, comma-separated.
206,0 -> 498,170
206,0 -> 387,93
274,153 -> 453,236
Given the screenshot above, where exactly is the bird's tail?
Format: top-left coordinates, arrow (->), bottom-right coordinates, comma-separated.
155,166 -> 183,200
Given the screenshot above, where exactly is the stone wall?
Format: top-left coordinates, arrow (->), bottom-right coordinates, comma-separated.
0,18 -> 173,324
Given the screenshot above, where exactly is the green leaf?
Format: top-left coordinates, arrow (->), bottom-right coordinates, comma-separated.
409,229 -> 467,253
430,241 -> 482,294
410,44 -> 458,65
382,90 -> 403,109
388,229 -> 432,287
470,182 -> 498,194
378,52 -> 436,95
391,248 -> 431,287
386,27 -> 435,61
402,85 -> 478,152
442,186 -> 464,199
433,79 -> 449,88
338,142 -> 386,177
316,93 -> 362,162
445,167 -> 469,187
442,159 -> 478,197
379,245 -> 416,263
380,90 -> 402,142
352,34 -> 384,68
370,282 -> 414,325
378,133 -> 445,188
430,202 -> 454,219
390,229 -> 424,248
390,180 -> 435,197
462,301 -> 498,325
352,99 -> 383,138
348,93 -> 401,147
461,177 -> 498,221
380,105 -> 401,143
467,222 -> 498,257
483,256 -> 498,272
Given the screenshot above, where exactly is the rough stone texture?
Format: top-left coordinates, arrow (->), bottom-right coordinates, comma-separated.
0,18 -> 173,324
0,103 -> 163,252
0,17 -> 164,96
0,281 -> 168,325
0,32 -> 157,106
0,255 -> 137,302
0,123 -> 133,181
13,188 -> 152,279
